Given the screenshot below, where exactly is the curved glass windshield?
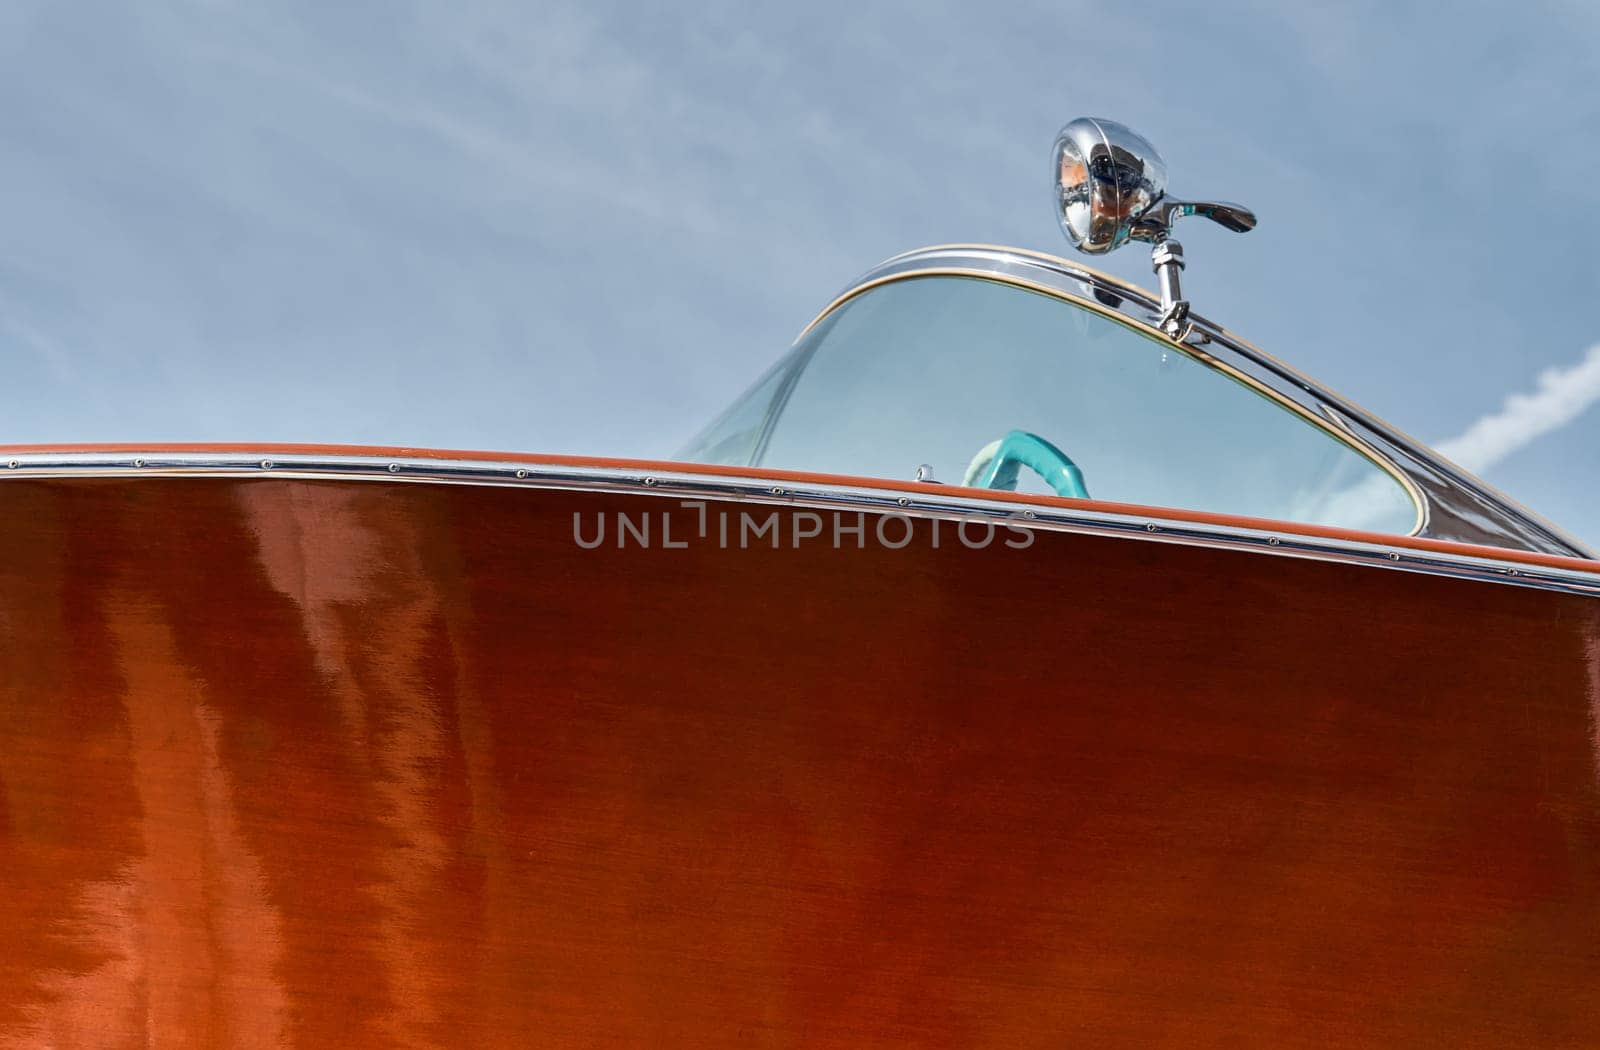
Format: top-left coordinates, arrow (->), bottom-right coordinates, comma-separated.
679,275 -> 1419,534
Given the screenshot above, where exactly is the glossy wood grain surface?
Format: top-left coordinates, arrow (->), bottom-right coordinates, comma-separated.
1,475 -> 1598,1048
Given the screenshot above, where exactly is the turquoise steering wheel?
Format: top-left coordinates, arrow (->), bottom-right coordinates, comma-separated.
962,429 -> 1089,499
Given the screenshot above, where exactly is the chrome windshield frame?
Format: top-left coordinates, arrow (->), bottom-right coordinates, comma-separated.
777,245 -> 1589,559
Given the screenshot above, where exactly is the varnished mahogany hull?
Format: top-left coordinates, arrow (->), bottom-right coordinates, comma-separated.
1,475 -> 1597,1048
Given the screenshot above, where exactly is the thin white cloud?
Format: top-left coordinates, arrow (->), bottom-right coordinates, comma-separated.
1434,345 -> 1600,474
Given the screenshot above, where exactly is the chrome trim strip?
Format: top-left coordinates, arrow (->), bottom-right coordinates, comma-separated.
821,246 -> 1591,559
4,452 -> 1597,598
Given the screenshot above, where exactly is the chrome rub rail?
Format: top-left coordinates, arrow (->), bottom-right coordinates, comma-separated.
3,451 -> 1598,599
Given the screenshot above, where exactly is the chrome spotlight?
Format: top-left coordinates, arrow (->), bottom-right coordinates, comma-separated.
1053,117 -> 1168,255
1053,117 -> 1256,334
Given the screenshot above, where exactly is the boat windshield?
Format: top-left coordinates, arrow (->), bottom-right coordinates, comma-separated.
678,275 -> 1419,535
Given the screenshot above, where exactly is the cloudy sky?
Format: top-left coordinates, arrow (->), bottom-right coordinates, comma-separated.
3,1 -> 1598,548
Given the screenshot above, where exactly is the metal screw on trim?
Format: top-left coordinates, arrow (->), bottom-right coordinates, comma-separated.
1145,523 -> 1159,532
1267,536 -> 1280,546
1022,510 -> 1036,520
6,460 -> 17,469
896,497 -> 910,507
133,458 -> 146,468
515,469 -> 528,479
388,463 -> 401,473
770,486 -> 784,496
643,477 -> 657,486
1387,552 -> 1401,561
260,459 -> 273,470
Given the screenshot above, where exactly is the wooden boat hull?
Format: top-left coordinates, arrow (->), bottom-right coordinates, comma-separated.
2,473 -> 1598,1047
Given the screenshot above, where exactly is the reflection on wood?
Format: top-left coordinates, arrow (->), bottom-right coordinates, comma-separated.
1,476 -> 1597,1048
